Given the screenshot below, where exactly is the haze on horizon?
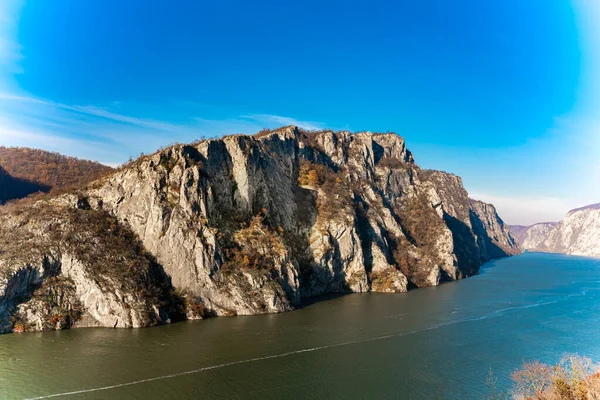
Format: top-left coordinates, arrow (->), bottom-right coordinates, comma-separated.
0,0 -> 599,226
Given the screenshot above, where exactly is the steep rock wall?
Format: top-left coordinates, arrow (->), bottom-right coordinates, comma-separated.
0,126 -> 520,332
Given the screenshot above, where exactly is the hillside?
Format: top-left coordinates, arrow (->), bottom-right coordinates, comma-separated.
0,147 -> 112,203
0,126 -> 520,333
0,165 -> 49,204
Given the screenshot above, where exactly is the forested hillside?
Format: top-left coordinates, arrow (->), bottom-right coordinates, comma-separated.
0,147 -> 112,203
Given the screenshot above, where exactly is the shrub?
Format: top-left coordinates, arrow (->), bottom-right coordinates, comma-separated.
398,192 -> 444,248
486,354 -> 600,400
370,268 -> 404,292
220,214 -> 287,274
297,161 -> 354,223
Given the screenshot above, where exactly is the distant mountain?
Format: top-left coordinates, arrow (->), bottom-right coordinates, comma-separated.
0,147 -> 112,204
509,203 -> 600,257
509,222 -> 557,250
507,225 -> 530,243
538,206 -> 600,257
567,203 -> 600,214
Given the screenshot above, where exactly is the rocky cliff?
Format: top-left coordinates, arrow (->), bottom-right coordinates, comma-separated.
0,198 -> 185,333
0,126 -> 520,333
508,225 -> 530,243
509,222 -> 557,250
537,204 -> 600,257
509,204 -> 600,257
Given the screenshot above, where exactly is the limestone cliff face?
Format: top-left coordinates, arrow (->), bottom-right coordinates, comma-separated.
0,126 -> 520,332
0,200 -> 184,333
537,205 -> 600,257
419,171 -> 520,275
468,199 -> 521,260
509,223 -> 557,250
508,203 -> 600,257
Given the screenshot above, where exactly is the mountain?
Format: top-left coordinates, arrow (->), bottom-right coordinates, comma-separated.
0,127 -> 520,333
509,222 -> 557,250
509,203 -> 600,257
0,147 -> 112,204
508,225 -> 530,243
537,204 -> 600,257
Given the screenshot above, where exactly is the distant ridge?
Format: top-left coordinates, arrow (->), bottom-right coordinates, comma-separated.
568,203 -> 600,215
510,202 -> 600,257
0,147 -> 112,204
0,165 -> 49,204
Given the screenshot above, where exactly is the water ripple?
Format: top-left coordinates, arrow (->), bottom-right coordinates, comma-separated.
25,299 -> 561,399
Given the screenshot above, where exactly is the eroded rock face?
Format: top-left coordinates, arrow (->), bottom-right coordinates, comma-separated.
509,203 -> 600,257
0,203 -> 183,333
469,200 -> 521,260
0,126 -> 520,332
509,223 -> 557,250
537,205 -> 600,257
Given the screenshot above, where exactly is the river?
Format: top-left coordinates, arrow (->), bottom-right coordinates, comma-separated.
1,253 -> 599,399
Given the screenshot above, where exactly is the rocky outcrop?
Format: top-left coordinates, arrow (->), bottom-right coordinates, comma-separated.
420,171 -> 520,275
509,203 -> 600,257
509,223 -> 557,250
0,126 -> 520,333
536,205 -> 600,257
469,199 -> 521,260
0,201 -> 184,333
508,225 -> 530,243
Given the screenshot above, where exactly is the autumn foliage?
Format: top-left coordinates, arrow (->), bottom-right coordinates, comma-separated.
0,147 -> 112,202
486,354 -> 600,400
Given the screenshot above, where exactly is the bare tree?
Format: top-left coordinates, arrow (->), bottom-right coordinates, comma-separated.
511,360 -> 552,399
508,355 -> 600,400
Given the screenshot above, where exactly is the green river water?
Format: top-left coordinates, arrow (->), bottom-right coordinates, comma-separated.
1,253 -> 599,399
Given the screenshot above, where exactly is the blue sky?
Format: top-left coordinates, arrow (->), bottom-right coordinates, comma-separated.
0,0 -> 599,224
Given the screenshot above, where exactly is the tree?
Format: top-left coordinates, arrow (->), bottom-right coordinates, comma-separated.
308,169 -> 319,187
511,360 -> 552,399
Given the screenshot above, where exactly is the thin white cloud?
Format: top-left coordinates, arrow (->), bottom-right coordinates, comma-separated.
0,91 -> 327,165
65,105 -> 183,132
0,0 -> 24,80
0,124 -> 122,165
0,92 -> 182,132
470,192 -> 576,226
0,93 -> 199,164
241,114 -> 324,131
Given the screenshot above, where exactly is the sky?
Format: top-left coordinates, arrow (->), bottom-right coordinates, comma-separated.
0,0 -> 599,225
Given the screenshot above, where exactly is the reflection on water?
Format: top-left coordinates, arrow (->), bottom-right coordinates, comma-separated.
1,253 -> 599,399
